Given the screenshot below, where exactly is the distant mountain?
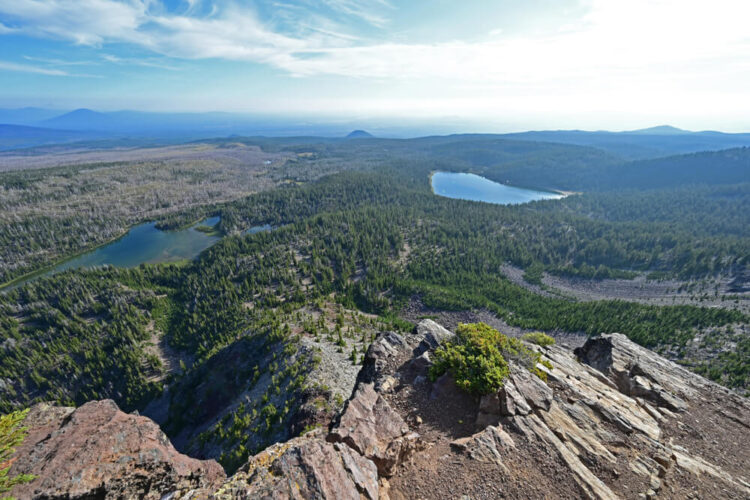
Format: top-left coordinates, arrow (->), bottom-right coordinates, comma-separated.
345,130 -> 374,139
41,108 -> 112,131
0,124 -> 103,151
628,125 -> 691,135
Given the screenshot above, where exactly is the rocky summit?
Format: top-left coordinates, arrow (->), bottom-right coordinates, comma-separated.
8,320 -> 750,499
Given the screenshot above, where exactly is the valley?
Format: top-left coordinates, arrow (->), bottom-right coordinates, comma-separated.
0,131 -> 748,495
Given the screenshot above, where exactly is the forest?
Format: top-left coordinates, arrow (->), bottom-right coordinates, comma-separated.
0,137 -> 747,469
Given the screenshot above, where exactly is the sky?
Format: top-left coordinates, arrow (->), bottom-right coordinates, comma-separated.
1,0 -> 750,132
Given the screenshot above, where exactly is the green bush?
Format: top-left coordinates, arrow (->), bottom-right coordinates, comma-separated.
521,332 -> 556,347
1,409 -> 35,498
429,323 -> 551,395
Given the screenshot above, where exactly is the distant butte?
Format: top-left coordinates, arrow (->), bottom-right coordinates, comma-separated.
345,129 -> 375,139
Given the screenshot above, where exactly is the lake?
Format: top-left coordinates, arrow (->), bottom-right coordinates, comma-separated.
2,216 -> 223,291
431,172 -> 565,205
55,216 -> 223,272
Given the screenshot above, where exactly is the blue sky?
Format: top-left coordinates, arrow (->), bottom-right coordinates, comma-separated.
1,0 -> 749,131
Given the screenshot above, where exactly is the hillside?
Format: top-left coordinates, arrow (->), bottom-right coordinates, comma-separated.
6,322 -> 750,499
502,128 -> 750,159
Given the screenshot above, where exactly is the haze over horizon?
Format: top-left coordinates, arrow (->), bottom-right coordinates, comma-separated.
1,0 -> 750,132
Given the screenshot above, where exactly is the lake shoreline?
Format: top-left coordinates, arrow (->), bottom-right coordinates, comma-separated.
430,171 -> 569,204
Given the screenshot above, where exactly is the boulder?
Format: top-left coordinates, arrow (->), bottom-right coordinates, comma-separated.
9,400 -> 225,500
329,383 -> 420,476
450,425 -> 515,472
414,319 -> 455,355
409,351 -> 432,373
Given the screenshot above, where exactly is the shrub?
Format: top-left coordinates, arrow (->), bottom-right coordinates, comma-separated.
429,323 -> 551,395
1,409 -> 35,498
521,332 -> 556,347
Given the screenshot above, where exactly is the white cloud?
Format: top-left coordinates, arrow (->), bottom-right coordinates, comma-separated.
319,0 -> 393,28
0,60 -> 71,75
0,21 -> 17,33
24,55 -> 97,66
1,0 -> 749,124
1,0 -> 747,82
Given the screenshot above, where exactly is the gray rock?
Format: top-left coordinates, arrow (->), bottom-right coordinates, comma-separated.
509,365 -> 553,411
361,331 -> 409,385
409,351 -> 432,373
414,319 -> 454,354
499,378 -> 531,416
576,333 -> 695,411
451,426 -> 515,473
329,383 -> 420,477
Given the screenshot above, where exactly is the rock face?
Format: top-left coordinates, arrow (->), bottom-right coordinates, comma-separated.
329,383 -> 420,476
9,400 -> 225,500
575,332 -> 696,411
496,334 -> 750,499
217,429 -> 379,500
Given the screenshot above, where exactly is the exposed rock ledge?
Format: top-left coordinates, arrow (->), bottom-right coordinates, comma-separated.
8,400 -> 225,499
8,324 -> 750,499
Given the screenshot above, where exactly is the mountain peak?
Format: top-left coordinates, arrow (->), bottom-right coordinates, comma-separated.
41,108 -> 110,130
629,125 -> 691,135
346,129 -> 374,139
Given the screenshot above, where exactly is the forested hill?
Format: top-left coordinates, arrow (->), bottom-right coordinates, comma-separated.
602,147 -> 750,190
224,134 -> 748,193
457,143 -> 749,192
501,128 -> 750,159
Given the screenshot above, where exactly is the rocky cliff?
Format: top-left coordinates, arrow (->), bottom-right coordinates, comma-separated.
8,320 -> 750,499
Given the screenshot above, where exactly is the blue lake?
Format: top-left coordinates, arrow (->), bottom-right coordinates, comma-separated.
2,217 -> 223,291
431,172 -> 565,205
55,216 -> 223,271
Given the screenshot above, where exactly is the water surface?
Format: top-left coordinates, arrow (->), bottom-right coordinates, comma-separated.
55,216 -> 223,271
431,172 -> 565,205
3,217 -> 222,291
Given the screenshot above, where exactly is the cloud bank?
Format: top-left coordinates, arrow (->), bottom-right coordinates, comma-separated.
0,0 -> 746,84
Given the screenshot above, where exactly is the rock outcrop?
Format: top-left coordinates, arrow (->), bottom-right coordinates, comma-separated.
8,400 -> 225,500
8,323 -> 750,500
217,429 -> 379,499
383,326 -> 750,499
329,383 -> 421,476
